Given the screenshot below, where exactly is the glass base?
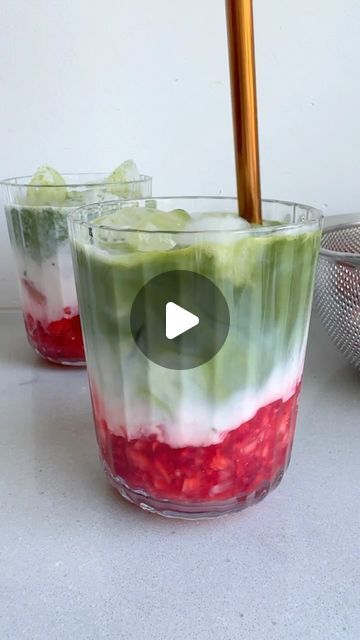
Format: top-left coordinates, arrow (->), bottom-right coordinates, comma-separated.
103,461 -> 287,520
35,348 -> 86,367
24,312 -> 86,366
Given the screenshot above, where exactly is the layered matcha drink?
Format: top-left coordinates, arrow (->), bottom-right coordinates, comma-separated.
69,197 -> 322,517
2,163 -> 151,365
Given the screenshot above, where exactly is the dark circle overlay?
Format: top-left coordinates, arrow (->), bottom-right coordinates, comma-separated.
130,270 -> 230,370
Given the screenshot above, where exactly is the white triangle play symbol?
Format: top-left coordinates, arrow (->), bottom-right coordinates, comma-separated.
166,302 -> 199,340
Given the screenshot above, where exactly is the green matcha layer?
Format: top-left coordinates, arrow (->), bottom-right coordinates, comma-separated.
6,162 -> 146,262
72,208 -> 321,411
7,204 -> 71,262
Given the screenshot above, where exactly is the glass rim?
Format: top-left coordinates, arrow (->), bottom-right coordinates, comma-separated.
69,196 -> 323,236
0,172 -> 152,188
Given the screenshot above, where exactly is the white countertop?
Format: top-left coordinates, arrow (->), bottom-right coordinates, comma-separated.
0,310 -> 359,640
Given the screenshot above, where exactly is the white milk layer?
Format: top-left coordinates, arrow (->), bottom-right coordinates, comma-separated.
89,341 -> 307,448
16,244 -> 78,321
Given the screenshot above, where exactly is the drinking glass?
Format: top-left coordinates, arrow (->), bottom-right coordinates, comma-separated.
1,173 -> 152,365
69,197 -> 322,517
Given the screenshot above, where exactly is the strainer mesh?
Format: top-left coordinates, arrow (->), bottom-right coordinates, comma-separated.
315,223 -> 360,370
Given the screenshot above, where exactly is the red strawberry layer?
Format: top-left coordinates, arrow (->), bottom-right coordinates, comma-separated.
21,277 -> 85,363
24,312 -> 85,363
92,384 -> 301,503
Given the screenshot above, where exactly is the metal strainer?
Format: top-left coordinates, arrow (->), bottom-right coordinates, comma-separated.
315,221 -> 360,370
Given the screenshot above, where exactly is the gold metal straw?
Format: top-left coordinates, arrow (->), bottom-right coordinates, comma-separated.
226,0 -> 262,224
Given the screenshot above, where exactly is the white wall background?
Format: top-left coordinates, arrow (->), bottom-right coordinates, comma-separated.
1,0 -> 360,307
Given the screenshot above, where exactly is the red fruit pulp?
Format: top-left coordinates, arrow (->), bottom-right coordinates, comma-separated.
24,312 -> 85,363
91,383 -> 301,504
21,277 -> 85,363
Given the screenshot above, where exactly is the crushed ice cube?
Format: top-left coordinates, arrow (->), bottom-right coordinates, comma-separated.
106,160 -> 141,197
26,165 -> 67,206
186,213 -> 250,233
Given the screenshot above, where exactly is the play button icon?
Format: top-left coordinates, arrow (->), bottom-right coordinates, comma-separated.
166,302 -> 199,340
130,270 -> 230,370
